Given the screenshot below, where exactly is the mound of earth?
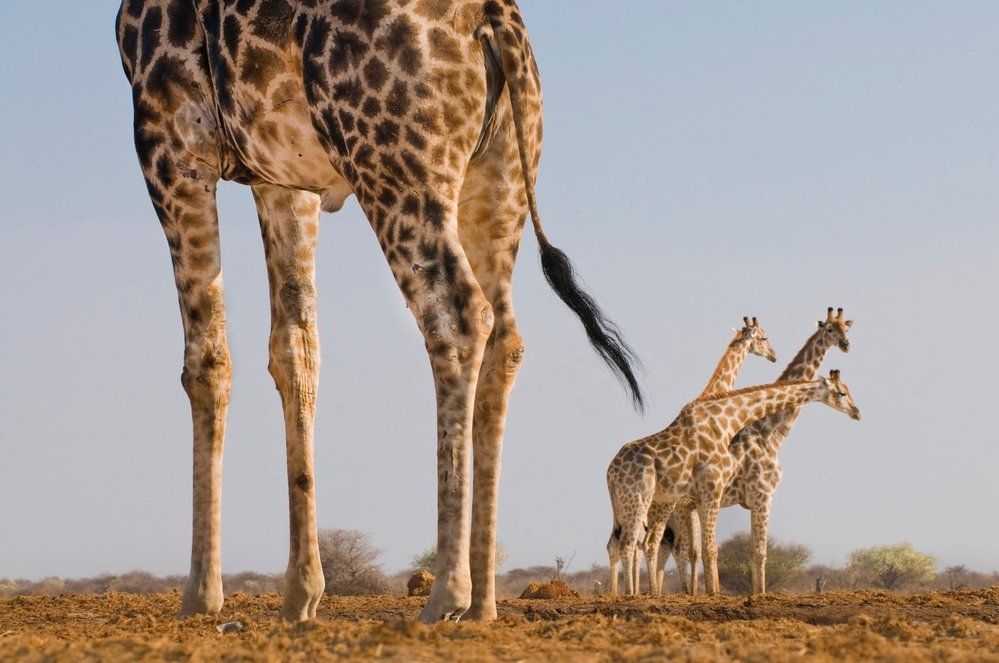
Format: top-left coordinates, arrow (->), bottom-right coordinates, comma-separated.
518,580 -> 580,600
406,570 -> 433,597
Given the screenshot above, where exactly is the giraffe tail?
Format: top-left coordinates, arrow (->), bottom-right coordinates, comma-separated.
480,3 -> 645,413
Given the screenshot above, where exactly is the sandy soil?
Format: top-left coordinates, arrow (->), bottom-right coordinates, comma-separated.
2,588 -> 998,661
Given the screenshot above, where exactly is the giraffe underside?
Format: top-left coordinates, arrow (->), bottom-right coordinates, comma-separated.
116,0 -> 514,213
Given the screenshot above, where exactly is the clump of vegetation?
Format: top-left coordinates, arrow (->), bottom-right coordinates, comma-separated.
410,542 -> 507,574
317,529 -> 390,596
847,543 -> 936,590
716,532 -> 811,594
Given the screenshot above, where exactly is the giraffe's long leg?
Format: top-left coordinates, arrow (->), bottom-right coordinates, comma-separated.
252,184 -> 325,621
672,508 -> 701,595
642,503 -> 672,597
749,496 -> 773,595
698,493 -> 724,595
607,529 -> 621,595
687,509 -> 703,595
457,105 -> 532,622
137,172 -> 228,617
121,43 -> 229,615
166,189 -> 229,619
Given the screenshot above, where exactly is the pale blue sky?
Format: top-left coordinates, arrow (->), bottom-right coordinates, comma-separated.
1,1 -> 997,579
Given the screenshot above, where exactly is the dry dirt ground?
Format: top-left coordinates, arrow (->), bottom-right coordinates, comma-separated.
2,589 -> 999,661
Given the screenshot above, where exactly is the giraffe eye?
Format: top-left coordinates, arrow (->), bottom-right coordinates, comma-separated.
837,391 -> 846,397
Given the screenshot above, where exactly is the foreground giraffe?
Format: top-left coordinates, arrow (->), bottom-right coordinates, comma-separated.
606,317 -> 775,595
668,307 -> 854,595
606,371 -> 860,596
115,0 -> 642,623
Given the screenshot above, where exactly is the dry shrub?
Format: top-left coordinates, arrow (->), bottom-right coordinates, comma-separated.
407,570 -> 434,597
318,529 -> 390,596
518,580 -> 579,600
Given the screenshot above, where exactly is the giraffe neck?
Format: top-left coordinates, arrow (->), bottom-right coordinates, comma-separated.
698,334 -> 750,399
779,329 -> 833,382
704,381 -> 824,438
743,329 -> 835,451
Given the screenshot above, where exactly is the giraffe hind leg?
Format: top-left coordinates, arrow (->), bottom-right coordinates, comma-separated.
459,103 -> 532,622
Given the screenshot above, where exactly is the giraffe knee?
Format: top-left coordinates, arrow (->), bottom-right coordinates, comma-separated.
278,278 -> 317,328
181,337 -> 231,401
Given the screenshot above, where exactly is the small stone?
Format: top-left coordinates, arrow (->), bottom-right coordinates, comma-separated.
216,620 -> 244,633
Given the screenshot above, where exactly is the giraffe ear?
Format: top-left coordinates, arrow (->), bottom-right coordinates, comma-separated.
821,376 -> 831,387
817,320 -> 826,328
845,320 -> 854,327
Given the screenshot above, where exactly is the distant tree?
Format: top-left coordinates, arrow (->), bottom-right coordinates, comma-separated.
411,542 -> 506,573
0,579 -> 18,596
848,544 -> 936,590
411,547 -> 437,573
317,529 -> 390,596
943,565 -> 970,590
716,532 -> 811,594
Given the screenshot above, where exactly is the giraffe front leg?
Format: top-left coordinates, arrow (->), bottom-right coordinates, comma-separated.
120,17 -> 229,619
686,509 -> 702,595
253,184 -> 325,621
671,510 -> 692,594
607,530 -> 621,595
750,497 -> 773,595
642,505 -> 672,597
698,497 -> 723,596
142,169 -> 229,618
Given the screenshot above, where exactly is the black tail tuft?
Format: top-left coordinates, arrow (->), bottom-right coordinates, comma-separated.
539,240 -> 645,412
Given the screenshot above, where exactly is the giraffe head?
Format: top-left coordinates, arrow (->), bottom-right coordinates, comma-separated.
816,307 -> 853,352
737,316 -> 777,363
817,369 -> 861,420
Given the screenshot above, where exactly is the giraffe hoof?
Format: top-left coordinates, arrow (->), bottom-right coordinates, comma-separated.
178,585 -> 223,618
417,580 -> 471,623
464,601 -> 498,622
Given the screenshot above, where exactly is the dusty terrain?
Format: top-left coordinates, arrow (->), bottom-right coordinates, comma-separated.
2,588 -> 998,661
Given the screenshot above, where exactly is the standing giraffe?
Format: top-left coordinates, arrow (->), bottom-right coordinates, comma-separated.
606,316 -> 775,595
669,307 -> 853,595
115,0 -> 642,623
606,371 -> 861,596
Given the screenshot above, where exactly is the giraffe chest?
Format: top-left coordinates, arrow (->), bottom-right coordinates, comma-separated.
723,451 -> 783,508
200,1 -> 350,202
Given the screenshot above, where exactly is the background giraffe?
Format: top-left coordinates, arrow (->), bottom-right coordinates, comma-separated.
645,316 -> 774,594
663,308 -> 853,595
115,0 -> 642,623
669,307 -> 854,595
606,316 -> 774,595
607,372 -> 861,596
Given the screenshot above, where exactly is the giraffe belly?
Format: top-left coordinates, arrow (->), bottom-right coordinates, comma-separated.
203,1 -> 350,203
219,89 -> 349,199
